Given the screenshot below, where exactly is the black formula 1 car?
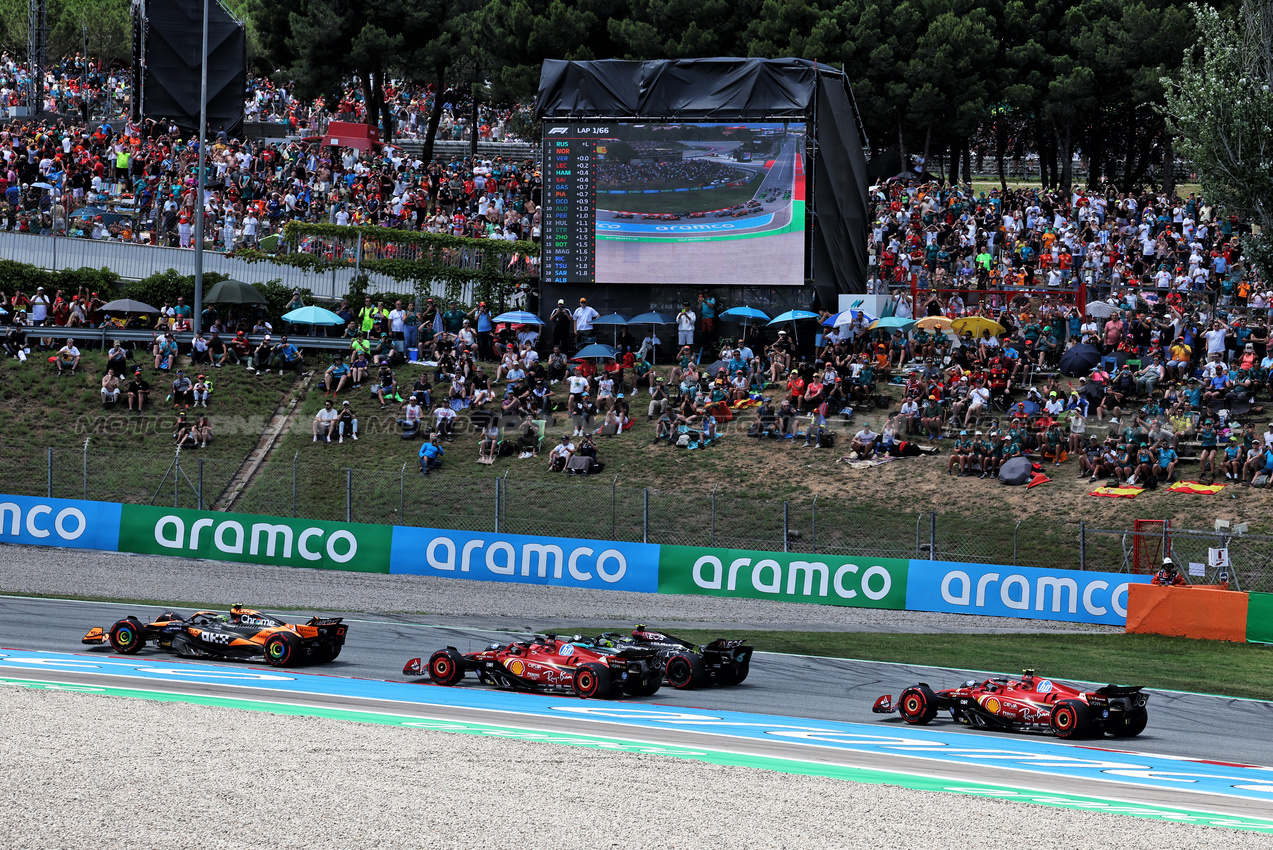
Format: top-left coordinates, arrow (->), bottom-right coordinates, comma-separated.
584,625 -> 753,689
82,605 -> 347,667
404,634 -> 663,699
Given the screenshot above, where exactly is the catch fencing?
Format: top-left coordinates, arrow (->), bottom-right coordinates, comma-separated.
10,445 -> 1272,592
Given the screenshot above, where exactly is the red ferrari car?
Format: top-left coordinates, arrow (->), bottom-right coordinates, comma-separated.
873,669 -> 1148,739
403,635 -> 663,699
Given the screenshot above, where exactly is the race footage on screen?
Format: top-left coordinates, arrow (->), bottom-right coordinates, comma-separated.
595,122 -> 807,287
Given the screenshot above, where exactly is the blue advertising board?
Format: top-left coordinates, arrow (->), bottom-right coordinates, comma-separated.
390,527 -> 660,593
0,494 -> 120,551
906,560 -> 1153,626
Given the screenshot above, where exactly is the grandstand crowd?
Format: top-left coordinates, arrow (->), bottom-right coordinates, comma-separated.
597,157 -> 741,188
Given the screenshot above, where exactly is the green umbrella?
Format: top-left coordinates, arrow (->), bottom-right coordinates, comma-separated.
204,279 -> 267,305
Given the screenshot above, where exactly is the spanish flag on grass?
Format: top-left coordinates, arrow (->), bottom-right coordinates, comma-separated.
1168,481 -> 1227,495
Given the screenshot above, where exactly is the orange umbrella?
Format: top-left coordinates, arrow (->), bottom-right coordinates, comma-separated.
915,316 -> 952,332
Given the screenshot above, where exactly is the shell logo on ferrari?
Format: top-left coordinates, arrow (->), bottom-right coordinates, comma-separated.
506,659 -> 526,676
983,697 -> 1001,714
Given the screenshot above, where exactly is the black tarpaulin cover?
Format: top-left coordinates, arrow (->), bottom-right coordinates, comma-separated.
537,58 -> 819,119
138,0 -> 246,136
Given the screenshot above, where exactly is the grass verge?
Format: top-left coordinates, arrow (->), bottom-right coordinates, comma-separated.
668,629 -> 1273,701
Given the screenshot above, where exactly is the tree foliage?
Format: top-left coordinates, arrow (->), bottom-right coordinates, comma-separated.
1163,0 -> 1273,274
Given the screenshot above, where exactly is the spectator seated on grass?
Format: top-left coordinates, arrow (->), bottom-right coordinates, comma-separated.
190,332 -> 210,365
433,403 -> 457,441
374,365 -> 401,408
850,422 -> 878,459
478,425 -> 498,464
323,356 -> 352,395
192,375 -> 211,407
250,335 -> 274,374
571,392 -> 597,437
100,369 -> 121,407
152,332 -> 177,371
313,399 -> 339,443
419,433 -> 445,475
548,434 -> 574,471
208,331 -> 232,368
565,435 -> 604,475
227,331 -> 250,366
55,338 -> 81,375
126,369 -> 150,413
471,367 -> 495,407
106,340 -> 129,375
530,379 -> 553,418
399,395 -> 424,438
517,421 -> 541,458
170,370 -> 194,408
3,326 -> 24,359
273,336 -> 303,376
337,400 -> 358,442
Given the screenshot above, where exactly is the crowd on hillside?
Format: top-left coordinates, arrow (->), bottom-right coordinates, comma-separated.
852,178 -> 1273,486
597,157 -> 739,188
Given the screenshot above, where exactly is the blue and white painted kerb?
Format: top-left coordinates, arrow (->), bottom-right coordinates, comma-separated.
4,649 -> 1271,804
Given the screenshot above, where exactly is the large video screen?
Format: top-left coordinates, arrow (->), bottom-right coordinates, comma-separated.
541,122 -> 807,287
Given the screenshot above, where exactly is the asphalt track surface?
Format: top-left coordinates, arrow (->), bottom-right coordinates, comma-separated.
5,594 -> 1272,773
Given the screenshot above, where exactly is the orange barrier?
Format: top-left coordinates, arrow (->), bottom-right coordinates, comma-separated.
1125,584 -> 1249,642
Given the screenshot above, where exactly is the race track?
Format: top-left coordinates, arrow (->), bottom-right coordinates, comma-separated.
6,595 -> 1272,770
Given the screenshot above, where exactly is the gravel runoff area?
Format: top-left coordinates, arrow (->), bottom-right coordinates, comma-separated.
2,687 -> 1260,849
0,544 -> 1118,634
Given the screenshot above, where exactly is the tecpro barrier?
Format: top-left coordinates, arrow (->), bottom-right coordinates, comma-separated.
0,492 -> 1159,626
905,560 -> 1151,627
1244,592 -> 1273,645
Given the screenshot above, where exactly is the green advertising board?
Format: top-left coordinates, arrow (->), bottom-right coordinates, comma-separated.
118,505 -> 392,573
658,546 -> 908,609
1247,592 -> 1273,645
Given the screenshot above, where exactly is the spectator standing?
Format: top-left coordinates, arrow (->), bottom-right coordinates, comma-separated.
676,301 -> 696,347
572,298 -> 599,348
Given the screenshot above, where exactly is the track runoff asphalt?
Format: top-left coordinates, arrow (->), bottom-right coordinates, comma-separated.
5,594 -> 1272,769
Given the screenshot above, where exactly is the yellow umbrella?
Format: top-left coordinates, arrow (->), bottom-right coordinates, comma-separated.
951,316 -> 1006,338
915,316 -> 952,332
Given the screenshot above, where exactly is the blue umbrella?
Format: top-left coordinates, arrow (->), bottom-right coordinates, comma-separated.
628,312 -> 675,325
767,310 -> 820,325
590,313 -> 628,346
572,343 -> 618,360
868,316 -> 916,332
282,305 -> 344,325
822,309 -> 874,328
493,310 -> 544,326
720,306 -> 770,321
627,313 -> 675,365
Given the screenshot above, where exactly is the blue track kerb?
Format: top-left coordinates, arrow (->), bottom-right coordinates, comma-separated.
389,527 -> 659,592
3,649 -> 1273,804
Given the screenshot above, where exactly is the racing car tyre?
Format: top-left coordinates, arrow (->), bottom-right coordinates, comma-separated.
263,632 -> 303,667
1050,699 -> 1093,739
898,685 -> 938,725
720,656 -> 751,686
572,662 -> 612,699
427,649 -> 466,686
1108,708 -> 1148,738
108,618 -> 144,654
665,653 -> 706,689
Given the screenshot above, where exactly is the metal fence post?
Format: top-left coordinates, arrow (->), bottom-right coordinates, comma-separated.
494,476 -> 501,534
811,495 -> 818,552
916,513 -> 923,557
399,463 -> 406,522
82,438 -> 89,501
1013,520 -> 1022,565
292,452 -> 298,518
46,447 -> 52,498
611,477 -> 617,539
198,458 -> 204,510
174,450 -> 180,508
642,488 -> 649,544
1079,521 -> 1086,571
710,485 -> 718,547
783,501 -> 790,553
929,511 -> 937,559
345,468 -> 352,523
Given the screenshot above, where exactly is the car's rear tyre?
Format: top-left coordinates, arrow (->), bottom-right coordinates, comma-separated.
720,656 -> 751,686
263,632 -> 303,667
108,619 -> 144,654
427,649 -> 465,686
898,685 -> 938,725
1108,708 -> 1148,738
665,652 -> 706,689
624,674 -> 662,697
572,662 -> 612,699
1050,699 -> 1093,739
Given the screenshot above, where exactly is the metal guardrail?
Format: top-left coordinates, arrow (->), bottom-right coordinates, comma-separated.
0,230 -> 408,299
